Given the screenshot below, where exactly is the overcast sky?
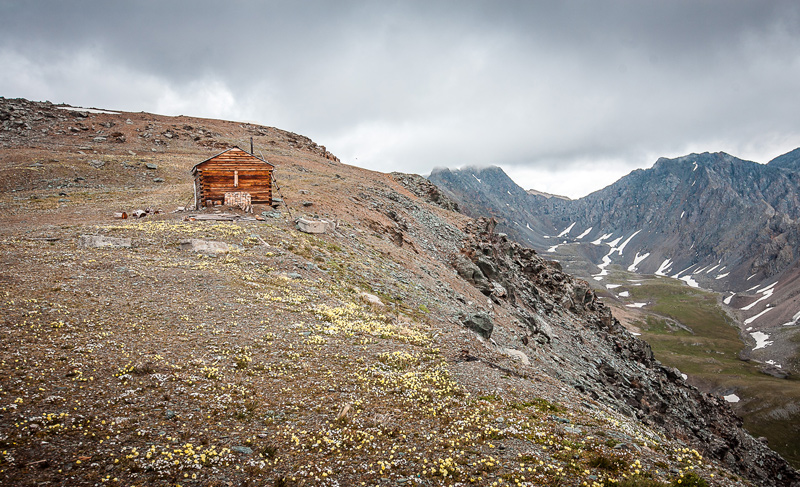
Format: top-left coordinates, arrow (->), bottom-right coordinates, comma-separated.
2,1 -> 800,198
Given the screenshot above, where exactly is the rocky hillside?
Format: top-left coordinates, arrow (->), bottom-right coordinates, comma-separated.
1,96 -> 798,486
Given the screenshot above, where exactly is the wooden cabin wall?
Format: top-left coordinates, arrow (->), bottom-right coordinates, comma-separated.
197,169 -> 272,204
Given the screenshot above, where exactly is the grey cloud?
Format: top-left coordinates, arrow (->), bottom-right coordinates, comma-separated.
2,1 -> 800,195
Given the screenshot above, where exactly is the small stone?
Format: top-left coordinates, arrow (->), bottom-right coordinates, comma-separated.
165,410 -> 176,420
287,272 -> 302,279
146,163 -> 158,170
89,159 -> 105,168
231,446 -> 253,455
153,177 -> 165,182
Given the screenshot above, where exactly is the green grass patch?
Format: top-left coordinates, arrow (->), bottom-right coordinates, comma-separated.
622,275 -> 800,468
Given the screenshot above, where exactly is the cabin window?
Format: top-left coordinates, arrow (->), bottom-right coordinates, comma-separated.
234,170 -> 239,188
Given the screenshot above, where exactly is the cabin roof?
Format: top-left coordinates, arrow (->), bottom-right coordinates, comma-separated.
190,146 -> 274,174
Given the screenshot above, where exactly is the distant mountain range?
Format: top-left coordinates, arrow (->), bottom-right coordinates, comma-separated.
428,149 -> 800,373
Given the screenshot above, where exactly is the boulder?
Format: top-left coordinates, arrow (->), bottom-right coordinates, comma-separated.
296,218 -> 335,234
179,239 -> 240,254
78,235 -> 132,249
503,348 -> 530,365
359,292 -> 385,307
463,311 -> 493,338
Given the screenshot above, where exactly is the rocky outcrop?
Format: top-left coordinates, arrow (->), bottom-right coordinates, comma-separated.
391,172 -> 459,212
455,218 -> 800,486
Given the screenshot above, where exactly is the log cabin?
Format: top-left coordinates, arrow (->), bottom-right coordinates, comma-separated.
191,147 -> 274,209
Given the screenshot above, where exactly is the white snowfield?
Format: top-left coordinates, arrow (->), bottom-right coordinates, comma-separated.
744,308 -> 773,325
655,258 -> 673,276
56,105 -> 120,114
723,394 -> 740,403
606,284 -> 621,289
590,230 -> 641,281
740,282 -> 777,311
557,222 -> 576,237
750,331 -> 773,350
576,227 -> 592,239
472,174 -> 482,183
618,291 -> 630,297
626,302 -> 648,308
627,252 -> 650,272
780,310 -> 800,327
591,233 -> 614,245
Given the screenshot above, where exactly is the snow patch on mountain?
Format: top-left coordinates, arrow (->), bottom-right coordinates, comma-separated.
628,252 -> 650,272
655,259 -> 673,276
591,233 -> 613,245
741,282 -> 777,311
592,231 -> 640,281
56,106 -> 120,114
745,308 -> 773,325
576,227 -> 592,239
779,310 -> 800,327
750,331 -> 773,350
679,275 -> 700,288
616,230 -> 641,255
557,222 -> 576,237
